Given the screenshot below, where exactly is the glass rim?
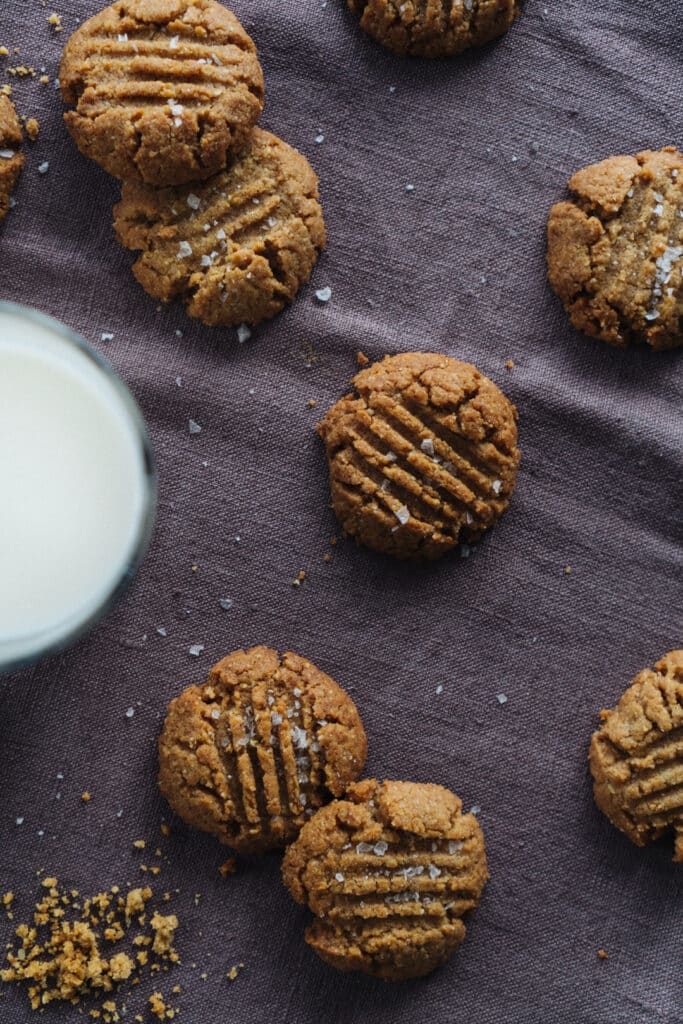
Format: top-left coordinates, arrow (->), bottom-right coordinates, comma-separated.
0,301 -> 157,675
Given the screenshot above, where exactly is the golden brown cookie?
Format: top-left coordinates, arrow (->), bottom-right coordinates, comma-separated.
346,0 -> 520,58
113,128 -> 325,326
158,646 -> 367,854
282,779 -> 488,980
60,0 -> 264,186
547,147 -> 683,351
317,352 -> 520,560
589,651 -> 683,863
0,95 -> 23,224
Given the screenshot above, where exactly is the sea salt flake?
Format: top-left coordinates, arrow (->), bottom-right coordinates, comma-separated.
38,161 -> 49,174
16,817 -> 24,826
420,437 -> 434,456
497,693 -> 508,705
270,712 -> 283,726
356,842 -> 374,854
118,33 -> 128,41
210,709 -> 221,720
386,450 -> 397,462
211,52 -> 222,65
315,286 -> 332,303
125,707 -> 135,718
170,103 -> 183,116
200,254 -> 213,267
470,805 -> 481,816
394,504 -> 410,525
157,626 -> 167,636
405,183 -> 415,192
187,193 -> 201,210
492,479 -> 502,495
189,644 -> 204,657
236,323 -> 251,344
643,311 -> 659,321
290,726 -> 308,750
334,872 -> 345,883
216,228 -> 226,240
315,133 -> 324,144
101,332 -> 114,342
0,148 -> 15,158
188,418 -> 202,434
653,203 -> 664,217
435,684 -> 443,695
448,840 -> 463,855
428,864 -> 441,879
169,35 -> 179,49
267,217 -> 277,228
177,240 -> 192,259
373,840 -> 388,856
219,597 -> 233,610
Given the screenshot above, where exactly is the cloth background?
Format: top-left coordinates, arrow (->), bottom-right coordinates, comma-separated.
0,1 -> 681,1021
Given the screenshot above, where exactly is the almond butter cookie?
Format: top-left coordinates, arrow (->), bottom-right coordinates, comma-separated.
158,646 -> 367,854
0,95 -> 23,224
589,651 -> 683,863
114,128 -> 325,326
346,0 -> 520,58
317,352 -> 520,560
282,779 -> 488,980
60,0 -> 264,186
547,147 -> 683,350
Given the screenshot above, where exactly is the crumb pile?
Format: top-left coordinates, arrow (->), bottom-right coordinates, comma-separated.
1,878 -> 179,1019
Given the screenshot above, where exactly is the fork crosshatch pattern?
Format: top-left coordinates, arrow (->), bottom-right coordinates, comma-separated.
0,1 -> 681,1023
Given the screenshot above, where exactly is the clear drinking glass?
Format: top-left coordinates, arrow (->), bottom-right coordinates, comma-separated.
0,302 -> 157,673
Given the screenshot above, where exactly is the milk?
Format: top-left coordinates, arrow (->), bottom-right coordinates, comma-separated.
0,304 -> 156,669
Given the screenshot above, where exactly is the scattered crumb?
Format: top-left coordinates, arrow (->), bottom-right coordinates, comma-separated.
133,840 -> 146,850
218,858 -> 237,879
150,913 -> 178,957
0,47 -> 8,57
308,398 -> 317,408
160,824 -> 171,838
226,962 -> 244,981
25,117 -> 39,140
149,992 -> 168,1020
82,792 -> 92,802
597,949 -> 608,960
323,553 -> 331,563
48,12 -> 62,31
292,569 -> 306,588
505,359 -> 515,369
356,350 -> 369,367
564,566 -> 572,574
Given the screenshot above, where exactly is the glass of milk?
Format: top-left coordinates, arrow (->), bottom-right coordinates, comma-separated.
0,302 -> 157,672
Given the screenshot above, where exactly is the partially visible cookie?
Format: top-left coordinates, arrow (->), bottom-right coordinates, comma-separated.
346,0 -> 520,58
114,128 -> 325,326
0,96 -> 23,224
547,147 -> 683,350
589,651 -> 683,863
60,0 -> 264,186
282,779 -> 488,980
317,352 -> 520,560
158,646 -> 367,854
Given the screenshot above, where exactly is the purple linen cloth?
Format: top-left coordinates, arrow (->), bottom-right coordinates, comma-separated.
0,1 -> 682,1022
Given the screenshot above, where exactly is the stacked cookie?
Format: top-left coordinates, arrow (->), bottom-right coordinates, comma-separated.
0,95 -> 24,224
158,645 -> 489,980
60,0 -> 325,327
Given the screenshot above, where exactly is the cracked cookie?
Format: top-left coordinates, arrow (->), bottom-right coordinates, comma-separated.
114,127 -> 326,326
547,147 -> 683,350
0,95 -> 23,224
60,0 -> 264,186
346,0 -> 520,58
282,779 -> 488,980
589,650 -> 683,863
158,646 -> 367,854
317,352 -> 520,560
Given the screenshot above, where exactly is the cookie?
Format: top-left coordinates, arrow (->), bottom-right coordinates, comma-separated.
113,128 -> 326,326
0,95 -> 24,224
547,147 -> 683,350
282,779 -> 488,980
317,352 -> 520,560
589,651 -> 683,863
158,646 -> 367,854
346,0 -> 520,58
60,0 -> 264,186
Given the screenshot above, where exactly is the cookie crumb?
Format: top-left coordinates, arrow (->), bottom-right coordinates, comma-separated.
292,569 -> 306,587
218,858 -> 237,878
25,117 -> 39,140
504,359 -> 515,369
356,350 -> 369,367
48,12 -> 62,31
564,565 -> 572,574
597,949 -> 608,960
82,791 -> 92,802
308,398 -> 317,408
